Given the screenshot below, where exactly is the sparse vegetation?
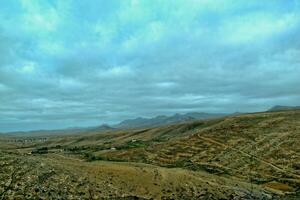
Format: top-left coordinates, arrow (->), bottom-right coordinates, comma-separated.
1,109 -> 300,199
31,147 -> 48,154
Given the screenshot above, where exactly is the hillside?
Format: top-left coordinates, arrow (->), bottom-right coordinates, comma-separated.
2,112 -> 225,137
268,105 -> 300,112
115,112 -> 226,129
1,110 -> 300,199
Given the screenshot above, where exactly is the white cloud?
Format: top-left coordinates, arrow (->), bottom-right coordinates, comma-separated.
222,12 -> 300,44
21,1 -> 60,34
97,66 -> 135,78
19,62 -> 36,73
155,82 -> 177,88
58,78 -> 86,90
0,83 -> 9,92
38,41 -> 65,55
1,0 -> 300,131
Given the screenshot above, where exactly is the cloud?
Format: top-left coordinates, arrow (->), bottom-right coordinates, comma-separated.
221,12 -> 300,44
0,0 -> 300,132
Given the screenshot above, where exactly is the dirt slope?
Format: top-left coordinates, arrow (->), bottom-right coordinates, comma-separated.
1,110 -> 300,199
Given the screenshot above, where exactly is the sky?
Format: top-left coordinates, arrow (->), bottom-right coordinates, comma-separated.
0,0 -> 300,132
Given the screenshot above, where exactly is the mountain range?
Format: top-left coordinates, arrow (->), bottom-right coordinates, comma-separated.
114,112 -> 227,129
3,105 -> 300,135
2,108 -> 300,199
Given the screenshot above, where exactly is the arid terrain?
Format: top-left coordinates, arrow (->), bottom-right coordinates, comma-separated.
1,109 -> 300,199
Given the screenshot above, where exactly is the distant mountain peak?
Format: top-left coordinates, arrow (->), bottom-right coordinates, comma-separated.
268,105 -> 300,112
114,112 -> 227,129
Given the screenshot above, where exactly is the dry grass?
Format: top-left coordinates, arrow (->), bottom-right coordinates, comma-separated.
1,110 -> 300,199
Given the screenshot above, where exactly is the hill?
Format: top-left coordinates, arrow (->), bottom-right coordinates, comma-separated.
4,124 -> 114,137
1,110 -> 300,199
268,105 -> 300,112
1,112 -> 225,136
115,112 -> 227,129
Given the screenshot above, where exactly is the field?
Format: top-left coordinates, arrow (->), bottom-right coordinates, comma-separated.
1,110 -> 300,199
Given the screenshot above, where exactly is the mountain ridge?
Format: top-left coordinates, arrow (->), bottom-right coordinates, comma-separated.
114,112 -> 227,129
4,105 -> 299,135
268,105 -> 300,112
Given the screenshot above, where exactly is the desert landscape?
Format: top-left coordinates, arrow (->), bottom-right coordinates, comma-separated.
1,1 -> 300,199
1,109 -> 299,199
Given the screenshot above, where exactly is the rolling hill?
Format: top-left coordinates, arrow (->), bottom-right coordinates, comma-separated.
0,109 -> 300,199
268,105 -> 300,112
115,112 -> 227,129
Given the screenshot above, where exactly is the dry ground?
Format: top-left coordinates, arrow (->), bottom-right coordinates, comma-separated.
1,110 -> 300,199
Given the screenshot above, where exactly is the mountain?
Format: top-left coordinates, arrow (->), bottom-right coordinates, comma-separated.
268,105 -> 300,112
5,124 -> 114,137
2,112 -> 229,135
115,112 -> 227,129
1,109 -> 300,199
88,124 -> 115,132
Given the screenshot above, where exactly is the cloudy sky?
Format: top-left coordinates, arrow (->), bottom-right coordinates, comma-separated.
0,0 -> 300,132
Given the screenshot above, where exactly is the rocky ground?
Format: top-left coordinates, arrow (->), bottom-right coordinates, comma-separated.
1,110 -> 300,199
0,151 -> 276,200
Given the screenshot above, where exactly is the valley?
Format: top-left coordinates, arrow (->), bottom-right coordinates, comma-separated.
1,109 -> 300,199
